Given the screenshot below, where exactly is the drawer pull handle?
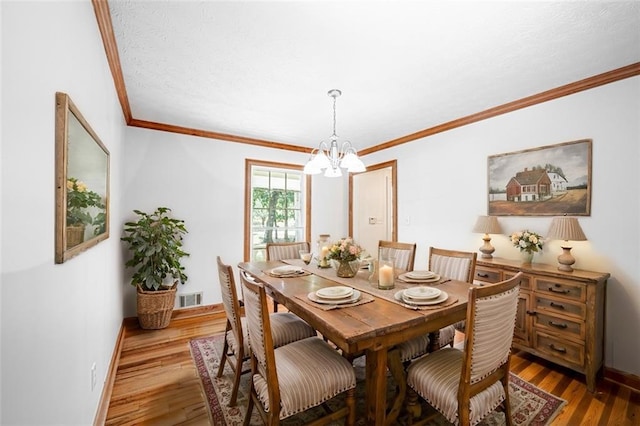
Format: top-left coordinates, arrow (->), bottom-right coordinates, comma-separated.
548,287 -> 570,294
477,273 -> 489,278
526,310 -> 537,316
549,344 -> 567,353
549,321 -> 568,329
549,301 -> 565,310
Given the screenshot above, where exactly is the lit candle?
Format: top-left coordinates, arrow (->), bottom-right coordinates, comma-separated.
321,246 -> 329,260
379,264 -> 394,287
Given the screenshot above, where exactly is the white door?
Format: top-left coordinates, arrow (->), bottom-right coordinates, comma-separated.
351,166 -> 393,258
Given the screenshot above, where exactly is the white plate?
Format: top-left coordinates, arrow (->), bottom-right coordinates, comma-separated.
405,270 -> 436,279
394,290 -> 449,306
270,265 -> 304,275
404,286 -> 441,300
316,286 -> 354,299
308,290 -> 361,305
398,273 -> 441,283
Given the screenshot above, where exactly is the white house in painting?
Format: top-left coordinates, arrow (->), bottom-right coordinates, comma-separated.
547,171 -> 568,194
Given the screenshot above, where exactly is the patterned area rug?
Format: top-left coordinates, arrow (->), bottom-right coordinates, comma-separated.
190,335 -> 566,425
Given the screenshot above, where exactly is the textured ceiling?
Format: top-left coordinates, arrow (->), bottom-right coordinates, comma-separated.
108,1 -> 640,151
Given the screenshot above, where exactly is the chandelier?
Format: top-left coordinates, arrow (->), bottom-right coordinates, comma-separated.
303,89 -> 366,177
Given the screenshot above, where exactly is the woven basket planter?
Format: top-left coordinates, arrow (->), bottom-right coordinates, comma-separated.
66,224 -> 85,249
136,283 -> 177,329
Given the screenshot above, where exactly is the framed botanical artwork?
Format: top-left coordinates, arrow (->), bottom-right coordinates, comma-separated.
487,139 -> 592,216
55,92 -> 110,263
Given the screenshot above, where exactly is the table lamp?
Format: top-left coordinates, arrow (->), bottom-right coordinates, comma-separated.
472,215 -> 502,258
546,216 -> 587,272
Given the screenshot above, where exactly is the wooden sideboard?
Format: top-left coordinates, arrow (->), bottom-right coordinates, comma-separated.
474,257 -> 609,393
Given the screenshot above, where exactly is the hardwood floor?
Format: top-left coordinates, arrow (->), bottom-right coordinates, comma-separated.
105,309 -> 639,425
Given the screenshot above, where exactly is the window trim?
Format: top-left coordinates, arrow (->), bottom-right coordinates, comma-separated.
244,159 -> 311,261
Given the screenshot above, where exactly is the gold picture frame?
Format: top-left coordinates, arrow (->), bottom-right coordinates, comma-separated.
488,139 -> 592,216
55,92 -> 110,263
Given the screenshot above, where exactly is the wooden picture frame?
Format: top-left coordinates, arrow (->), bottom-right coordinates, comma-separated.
488,139 -> 592,216
55,92 -> 110,263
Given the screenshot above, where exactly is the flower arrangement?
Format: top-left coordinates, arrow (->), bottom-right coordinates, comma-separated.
66,177 -> 105,227
327,237 -> 363,262
511,230 -> 544,254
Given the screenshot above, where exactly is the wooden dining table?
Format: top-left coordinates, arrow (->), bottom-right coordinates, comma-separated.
237,260 -> 471,425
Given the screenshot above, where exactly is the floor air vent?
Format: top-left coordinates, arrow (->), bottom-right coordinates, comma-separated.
179,292 -> 203,308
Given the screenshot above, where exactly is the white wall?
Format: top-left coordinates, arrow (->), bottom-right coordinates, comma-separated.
1,2 -> 126,425
120,127 -> 345,311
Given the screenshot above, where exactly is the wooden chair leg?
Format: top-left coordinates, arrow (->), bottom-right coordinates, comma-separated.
405,386 -> 421,424
345,387 -> 356,426
503,378 -> 513,426
243,393 -> 254,426
216,335 -> 229,378
229,353 -> 243,406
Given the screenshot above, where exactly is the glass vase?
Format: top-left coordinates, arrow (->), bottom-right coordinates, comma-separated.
334,259 -> 359,278
378,252 -> 395,290
521,251 -> 534,264
317,234 -> 331,268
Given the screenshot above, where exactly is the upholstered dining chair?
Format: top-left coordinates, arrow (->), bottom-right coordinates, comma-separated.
239,270 -> 357,426
378,240 -> 417,272
405,272 -> 523,426
265,241 -> 311,261
396,247 -> 477,363
265,241 -> 311,311
429,247 -> 478,349
216,256 -> 316,406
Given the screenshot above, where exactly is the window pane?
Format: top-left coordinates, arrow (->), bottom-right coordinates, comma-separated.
248,164 -> 307,260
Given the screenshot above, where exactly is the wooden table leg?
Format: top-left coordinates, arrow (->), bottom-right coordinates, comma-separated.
385,348 -> 405,426
365,347 -> 388,424
427,330 -> 441,352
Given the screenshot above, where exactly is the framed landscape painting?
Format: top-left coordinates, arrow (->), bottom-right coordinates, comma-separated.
487,139 -> 592,216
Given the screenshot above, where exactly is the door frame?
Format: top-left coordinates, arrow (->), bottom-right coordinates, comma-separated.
348,159 -> 398,242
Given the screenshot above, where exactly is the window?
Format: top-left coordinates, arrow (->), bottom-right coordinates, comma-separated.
245,159 -> 311,261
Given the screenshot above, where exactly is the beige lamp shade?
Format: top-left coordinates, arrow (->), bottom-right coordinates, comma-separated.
472,215 -> 502,234
546,216 -> 587,272
547,216 -> 587,242
472,216 -> 502,258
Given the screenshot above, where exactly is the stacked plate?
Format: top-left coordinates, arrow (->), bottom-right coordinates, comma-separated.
308,286 -> 361,305
395,286 -> 448,306
268,265 -> 305,277
398,270 -> 441,283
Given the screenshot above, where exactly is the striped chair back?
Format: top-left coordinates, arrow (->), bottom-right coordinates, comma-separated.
378,240 -> 417,272
266,241 -> 311,261
216,256 -> 243,349
429,247 -> 477,283
239,272 -> 273,380
464,272 -> 522,384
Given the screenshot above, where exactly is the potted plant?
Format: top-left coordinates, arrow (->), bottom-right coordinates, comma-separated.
66,177 -> 105,248
121,207 -> 189,329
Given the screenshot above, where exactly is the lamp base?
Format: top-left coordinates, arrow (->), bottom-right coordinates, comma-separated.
478,234 -> 495,259
557,246 -> 576,272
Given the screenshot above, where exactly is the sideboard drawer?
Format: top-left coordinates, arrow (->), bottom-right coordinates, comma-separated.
534,331 -> 584,367
474,267 -> 501,284
535,277 -> 585,302
534,312 -> 584,341
535,295 -> 585,319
